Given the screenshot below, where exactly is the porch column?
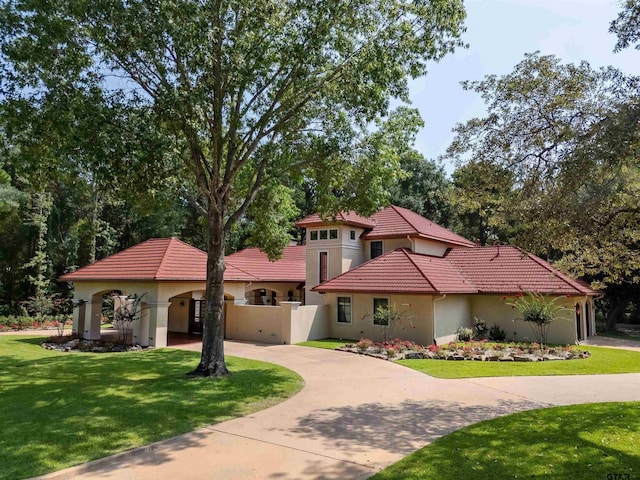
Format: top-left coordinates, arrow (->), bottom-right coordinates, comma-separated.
148,302 -> 171,348
579,301 -> 587,342
72,299 -> 87,335
83,298 -> 102,340
132,302 -> 150,347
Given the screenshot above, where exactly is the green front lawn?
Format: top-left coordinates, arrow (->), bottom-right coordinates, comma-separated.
297,338 -> 354,349
371,402 -> 640,480
397,346 -> 640,378
0,335 -> 303,480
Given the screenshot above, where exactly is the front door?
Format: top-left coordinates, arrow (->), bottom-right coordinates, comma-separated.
189,299 -> 204,334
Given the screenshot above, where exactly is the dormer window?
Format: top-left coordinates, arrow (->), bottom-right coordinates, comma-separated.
371,241 -> 383,259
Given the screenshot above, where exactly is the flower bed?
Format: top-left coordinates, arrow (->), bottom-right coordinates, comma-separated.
41,335 -> 146,353
0,315 -> 72,332
337,338 -> 590,362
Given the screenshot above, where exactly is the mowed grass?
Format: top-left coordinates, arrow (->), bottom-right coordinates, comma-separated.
397,346 -> 640,378
297,338 -> 355,349
0,335 -> 303,480
371,402 -> 640,480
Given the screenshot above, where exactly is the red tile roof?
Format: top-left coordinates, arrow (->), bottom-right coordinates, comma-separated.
60,238 -> 209,282
314,246 -> 598,296
295,211 -> 376,229
362,205 -> 476,247
445,246 -> 597,295
225,245 -> 306,282
313,248 -> 476,294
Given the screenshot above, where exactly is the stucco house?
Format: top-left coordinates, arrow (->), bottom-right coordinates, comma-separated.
61,205 -> 598,347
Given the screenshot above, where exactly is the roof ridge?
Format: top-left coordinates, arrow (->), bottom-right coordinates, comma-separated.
154,238 -> 178,279
224,259 -> 260,281
401,248 -> 439,292
389,205 -> 420,235
522,248 -> 591,294
442,249 -> 480,290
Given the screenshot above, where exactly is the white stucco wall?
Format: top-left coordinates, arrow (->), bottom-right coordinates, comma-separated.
411,238 -> 449,257
434,295 -> 472,344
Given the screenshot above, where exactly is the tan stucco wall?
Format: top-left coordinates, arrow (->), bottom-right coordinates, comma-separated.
364,238 -> 411,260
167,294 -> 191,333
289,304 -> 330,343
412,238 -> 449,257
325,292 -> 433,344
434,295 -> 472,344
470,295 -> 578,344
225,304 -> 286,343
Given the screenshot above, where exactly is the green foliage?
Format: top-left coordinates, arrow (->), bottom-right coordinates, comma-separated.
610,0 -> 640,52
455,326 -> 473,342
488,324 -> 507,342
389,152 -> 453,225
371,402 -> 640,480
445,52 -> 640,321
0,335 -> 303,479
449,160 -> 514,245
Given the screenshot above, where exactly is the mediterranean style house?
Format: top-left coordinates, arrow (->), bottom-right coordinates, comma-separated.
60,205 -> 598,347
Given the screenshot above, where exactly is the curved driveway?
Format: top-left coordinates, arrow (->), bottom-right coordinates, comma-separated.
38,340 -> 640,480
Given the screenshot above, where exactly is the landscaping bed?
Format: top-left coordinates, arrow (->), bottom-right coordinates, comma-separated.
42,335 -> 147,353
337,338 -> 590,362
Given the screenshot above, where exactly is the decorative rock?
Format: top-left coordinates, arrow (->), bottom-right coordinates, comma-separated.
498,356 -> 514,362
404,352 -> 425,360
543,355 -> 564,361
472,355 -> 485,361
514,355 -> 533,362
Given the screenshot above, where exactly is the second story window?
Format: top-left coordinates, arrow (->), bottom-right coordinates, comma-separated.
320,230 -> 328,240
350,230 -> 356,240
329,229 -> 338,239
310,231 -> 318,241
370,241 -> 383,259
319,251 -> 328,283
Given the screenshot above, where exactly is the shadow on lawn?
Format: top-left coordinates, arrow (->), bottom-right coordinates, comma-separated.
0,341 -> 299,480
282,398 -> 546,457
370,402 -> 640,480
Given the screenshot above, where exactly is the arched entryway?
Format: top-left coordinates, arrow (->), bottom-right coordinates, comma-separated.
247,288 -> 278,305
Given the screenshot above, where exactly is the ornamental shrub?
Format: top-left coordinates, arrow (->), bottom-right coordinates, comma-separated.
506,292 -> 572,345
456,326 -> 473,342
489,324 -> 507,342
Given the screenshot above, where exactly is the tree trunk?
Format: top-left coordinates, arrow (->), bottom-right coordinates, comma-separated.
605,297 -> 626,332
190,208 -> 229,377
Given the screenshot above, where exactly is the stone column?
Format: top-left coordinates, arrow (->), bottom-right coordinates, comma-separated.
148,302 -> 171,348
72,300 -> 87,335
83,298 -> 102,340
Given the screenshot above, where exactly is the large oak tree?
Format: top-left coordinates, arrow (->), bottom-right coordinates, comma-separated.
1,0 -> 466,376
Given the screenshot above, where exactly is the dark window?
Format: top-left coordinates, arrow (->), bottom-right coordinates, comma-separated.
337,297 -> 352,323
319,251 -> 328,283
310,231 -> 318,241
350,230 -> 356,240
319,230 -> 328,240
373,298 -> 389,325
370,241 -> 383,259
329,229 -> 338,239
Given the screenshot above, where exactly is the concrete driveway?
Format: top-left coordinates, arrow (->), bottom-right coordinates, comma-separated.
36,340 -> 640,480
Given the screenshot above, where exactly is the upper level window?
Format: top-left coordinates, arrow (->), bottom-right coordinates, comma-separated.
373,298 -> 389,325
319,251 -> 328,283
310,231 -> 318,241
329,229 -> 338,239
370,241 -> 383,259
350,230 -> 356,241
337,297 -> 352,323
320,230 -> 328,240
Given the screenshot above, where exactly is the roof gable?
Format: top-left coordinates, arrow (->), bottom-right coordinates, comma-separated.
60,238 -> 209,282
362,205 -> 476,247
313,248 -> 476,294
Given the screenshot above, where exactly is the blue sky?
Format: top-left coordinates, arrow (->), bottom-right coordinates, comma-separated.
410,0 -> 640,174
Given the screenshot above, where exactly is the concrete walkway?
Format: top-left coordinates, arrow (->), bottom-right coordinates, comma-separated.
583,334 -> 640,352
34,339 -> 640,480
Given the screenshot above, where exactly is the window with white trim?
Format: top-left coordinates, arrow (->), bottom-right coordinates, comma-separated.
337,297 -> 352,323
310,230 -> 318,241
350,230 -> 356,240
319,230 -> 328,240
329,229 -> 338,239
